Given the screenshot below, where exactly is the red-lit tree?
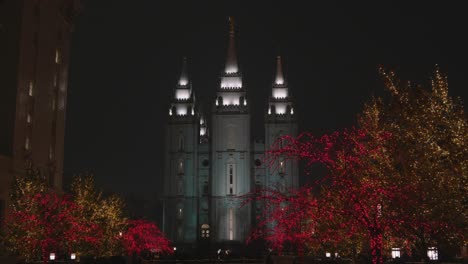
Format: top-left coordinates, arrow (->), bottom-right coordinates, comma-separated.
3,192 -> 100,263
251,127 -> 413,264
121,219 -> 173,257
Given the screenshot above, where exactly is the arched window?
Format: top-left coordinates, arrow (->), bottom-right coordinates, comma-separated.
279,159 -> 285,175
177,204 -> 183,220
177,159 -> 184,175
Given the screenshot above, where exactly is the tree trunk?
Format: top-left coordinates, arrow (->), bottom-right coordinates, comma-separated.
370,229 -> 383,264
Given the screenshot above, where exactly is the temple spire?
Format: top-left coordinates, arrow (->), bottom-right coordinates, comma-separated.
274,55 -> 285,85
224,17 -> 238,74
178,57 -> 189,86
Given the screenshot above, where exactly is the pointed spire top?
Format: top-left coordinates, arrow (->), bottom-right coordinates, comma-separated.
225,16 -> 238,74
178,57 -> 189,86
275,55 -> 285,85
229,16 -> 235,37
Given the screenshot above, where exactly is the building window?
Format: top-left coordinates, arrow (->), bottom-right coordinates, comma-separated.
392,248 -> 401,259
178,160 -> 184,175
49,145 -> 55,160
227,163 -> 235,195
55,49 -> 61,64
28,81 -> 34,96
279,178 -> 286,193
201,224 -> 210,238
52,97 -> 56,111
53,74 -> 58,87
25,137 -> 30,150
177,226 -> 183,240
26,113 -> 32,124
59,96 -> 65,110
228,208 -> 234,240
254,159 -> 262,167
177,180 -> 184,195
427,247 -> 438,260
279,160 -> 285,175
177,207 -> 183,220
178,135 -> 184,151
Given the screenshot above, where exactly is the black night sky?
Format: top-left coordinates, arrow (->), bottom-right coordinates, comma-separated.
64,1 -> 467,203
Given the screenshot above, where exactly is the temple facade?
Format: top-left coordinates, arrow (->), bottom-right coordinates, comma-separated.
162,18 -> 298,245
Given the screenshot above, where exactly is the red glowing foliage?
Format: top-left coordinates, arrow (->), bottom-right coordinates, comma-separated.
4,192 -> 101,264
248,128 -> 417,264
121,219 -> 173,256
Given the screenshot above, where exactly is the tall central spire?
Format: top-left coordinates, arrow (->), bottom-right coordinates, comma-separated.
274,56 -> 285,85
224,17 -> 238,74
178,57 -> 189,86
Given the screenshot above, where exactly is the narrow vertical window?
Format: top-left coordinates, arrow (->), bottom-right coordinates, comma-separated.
177,207 -> 183,219
49,145 -> 54,160
178,160 -> 184,175
178,135 -> 184,151
227,162 -> 235,195
279,178 -> 286,193
228,208 -> 234,240
177,226 -> 183,240
279,160 -> 285,175
26,113 -> 31,124
25,137 -> 30,150
177,180 -> 183,195
55,49 -> 61,64
28,81 -> 34,96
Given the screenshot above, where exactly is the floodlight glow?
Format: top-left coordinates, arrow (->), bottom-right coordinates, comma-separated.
175,89 -> 190,100
272,88 -> 288,99
221,76 -> 242,88
275,104 -> 287,114
179,78 -> 188,86
225,66 -> 238,74
176,106 -> 187,116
